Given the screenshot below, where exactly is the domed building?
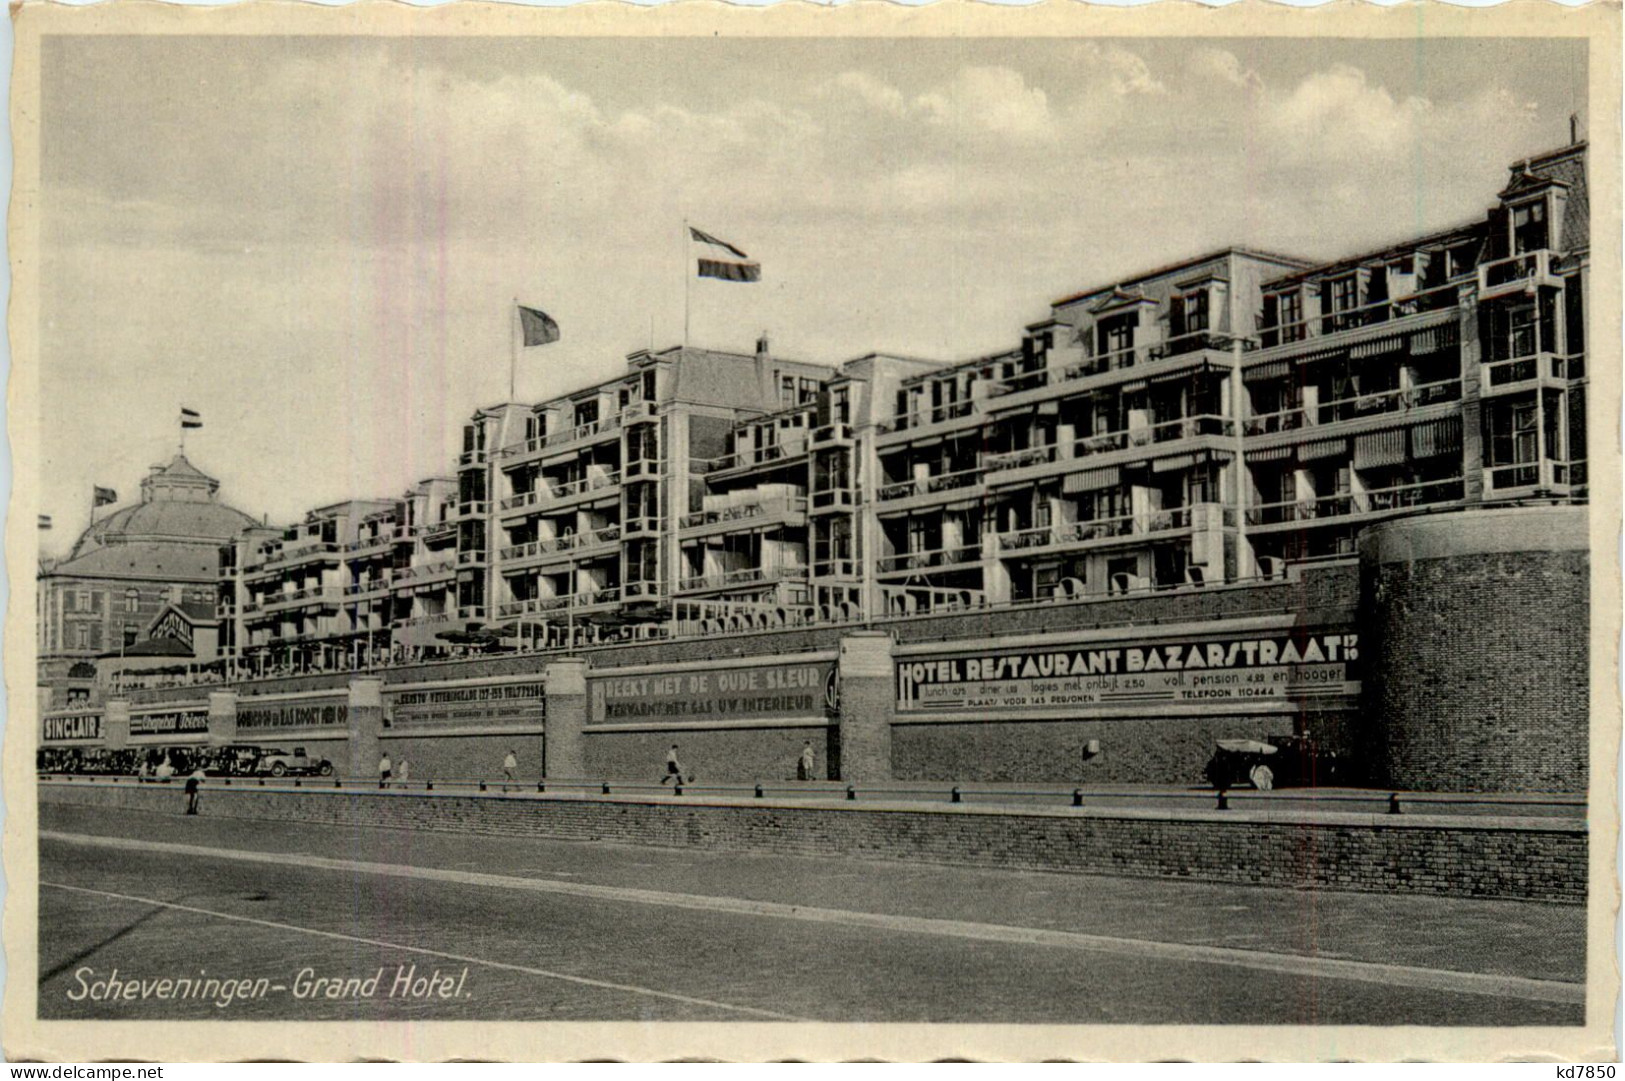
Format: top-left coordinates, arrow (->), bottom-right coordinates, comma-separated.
37,455 -> 260,706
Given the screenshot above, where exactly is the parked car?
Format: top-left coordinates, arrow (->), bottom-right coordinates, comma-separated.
254,747 -> 335,777
205,744 -> 264,777
1203,734 -> 1342,790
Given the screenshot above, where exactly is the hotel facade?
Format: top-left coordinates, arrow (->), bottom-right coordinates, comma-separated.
213,141 -> 1587,672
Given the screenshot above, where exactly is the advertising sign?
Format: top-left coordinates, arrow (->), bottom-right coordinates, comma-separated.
897,632 -> 1359,712
238,698 -> 349,731
129,709 -> 210,737
590,662 -> 838,724
388,680 -> 546,729
42,713 -> 103,742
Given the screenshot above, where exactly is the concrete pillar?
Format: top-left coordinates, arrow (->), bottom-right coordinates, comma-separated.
543,657 -> 587,780
347,677 -> 384,780
837,632 -> 894,783
207,690 -> 239,747
104,699 -> 130,751
1457,292 -> 1486,503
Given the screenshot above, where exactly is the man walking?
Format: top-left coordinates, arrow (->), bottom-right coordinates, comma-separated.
662,744 -> 684,786
183,768 -> 203,815
798,741 -> 816,782
503,749 -> 518,785
378,752 -> 393,787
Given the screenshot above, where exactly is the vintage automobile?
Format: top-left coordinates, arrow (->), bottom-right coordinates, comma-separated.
253,747 -> 335,777
204,744 -> 265,777
1202,734 -> 1341,790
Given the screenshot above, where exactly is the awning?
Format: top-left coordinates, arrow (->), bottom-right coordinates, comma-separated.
1149,361 -> 1217,385
1287,345 -> 1347,366
1117,379 -> 1149,394
1353,428 -> 1408,470
1243,360 -> 1291,383
1411,415 -> 1463,459
1153,453 -> 1197,473
1299,437 -> 1348,462
943,496 -> 982,513
1410,323 -> 1460,356
1246,445 -> 1294,463
1349,334 -> 1407,360
1063,466 -> 1121,494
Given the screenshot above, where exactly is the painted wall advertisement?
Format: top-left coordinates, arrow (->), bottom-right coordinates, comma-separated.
238,698 -> 349,731
387,681 -> 546,728
590,662 -> 838,724
42,713 -> 103,742
896,632 -> 1360,712
130,709 -> 211,737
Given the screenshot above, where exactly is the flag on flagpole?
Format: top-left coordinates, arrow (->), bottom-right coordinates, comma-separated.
517,305 -> 561,348
689,227 -> 761,282
180,407 -> 203,430
93,486 -> 118,507
37,515 -> 52,530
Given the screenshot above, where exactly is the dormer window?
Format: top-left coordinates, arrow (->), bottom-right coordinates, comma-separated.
1098,312 -> 1137,358
1511,199 -> 1549,254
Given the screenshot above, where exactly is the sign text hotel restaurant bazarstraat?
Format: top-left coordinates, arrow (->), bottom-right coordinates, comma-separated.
897,632 -> 1360,712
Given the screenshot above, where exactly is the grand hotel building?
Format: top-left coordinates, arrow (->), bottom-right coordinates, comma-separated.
214,141 -> 1588,676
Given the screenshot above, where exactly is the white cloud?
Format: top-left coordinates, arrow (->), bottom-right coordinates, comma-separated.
1263,63 -> 1432,162
1189,47 -> 1263,93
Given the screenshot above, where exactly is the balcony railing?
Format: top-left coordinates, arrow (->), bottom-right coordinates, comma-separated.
344,577 -> 391,596
680,496 -> 808,531
456,605 -> 486,621
1244,477 -> 1464,526
995,509 -> 1193,553
876,544 -> 982,573
623,458 -> 662,480
455,500 -> 489,519
812,558 -> 860,579
497,587 -> 623,620
811,488 -> 857,510
876,465 -> 982,502
984,445 -> 1058,472
1485,460 -> 1588,492
458,447 -> 488,467
1257,281 -> 1462,347
677,566 -> 806,592
622,579 -> 664,600
877,398 -> 976,436
502,414 -> 623,460
395,560 -> 455,583
456,550 -> 486,566
703,440 -> 809,474
1482,351 -> 1575,388
1242,379 -> 1461,435
499,526 -> 623,563
811,421 -> 853,444
1478,250 -> 1557,298
397,613 -> 452,629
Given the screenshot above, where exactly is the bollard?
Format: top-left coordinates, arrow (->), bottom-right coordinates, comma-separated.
1216,790 -> 1229,811
951,786 -> 962,804
1388,792 -> 1403,815
294,779 -> 301,788
846,784 -> 856,801
1072,788 -> 1084,808
537,781 -> 545,793
426,780 -> 434,791
479,781 -> 487,792
601,782 -> 611,795
224,778 -> 232,786
333,779 -> 341,789
674,782 -> 684,796
754,783 -> 764,799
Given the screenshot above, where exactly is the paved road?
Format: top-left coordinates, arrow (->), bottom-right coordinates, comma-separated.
37,803 -> 1585,1025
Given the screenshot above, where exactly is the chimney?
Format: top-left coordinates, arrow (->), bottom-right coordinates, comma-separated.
1570,113 -> 1580,145
756,333 -> 771,360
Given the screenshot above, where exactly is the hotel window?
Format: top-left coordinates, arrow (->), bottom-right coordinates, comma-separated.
642,370 -> 657,402
1512,200 -> 1549,254
799,378 -> 820,405
124,589 -> 139,614
832,387 -> 851,425
780,375 -> 796,407
573,400 -> 599,428
76,626 -> 89,650
1278,291 -> 1304,343
1098,313 -> 1136,359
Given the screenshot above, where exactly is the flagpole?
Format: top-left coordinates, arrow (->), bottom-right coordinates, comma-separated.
509,297 -> 519,403
682,219 -> 691,349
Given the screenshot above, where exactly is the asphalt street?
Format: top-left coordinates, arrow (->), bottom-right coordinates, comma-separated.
37,802 -> 1585,1025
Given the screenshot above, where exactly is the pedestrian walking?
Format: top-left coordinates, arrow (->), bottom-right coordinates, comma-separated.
378,752 -> 393,786
503,749 -> 518,785
798,740 -> 816,782
396,758 -> 411,785
184,768 -> 203,815
662,744 -> 684,785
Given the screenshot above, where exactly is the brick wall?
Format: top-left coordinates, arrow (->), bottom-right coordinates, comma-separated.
1365,550 -> 1588,793
584,726 -> 836,784
377,733 -> 543,783
892,710 -> 1360,785
40,779 -> 1585,903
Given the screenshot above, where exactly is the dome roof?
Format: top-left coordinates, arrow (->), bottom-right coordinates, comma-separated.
47,455 -> 259,581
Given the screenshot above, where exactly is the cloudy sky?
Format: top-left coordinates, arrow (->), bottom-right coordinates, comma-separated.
37,34 -> 1585,540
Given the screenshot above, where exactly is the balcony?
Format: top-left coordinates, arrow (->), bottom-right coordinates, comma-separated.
393,560 -> 455,586
456,605 -> 487,621
623,457 -> 662,480
622,579 -> 665,601
344,530 -> 403,557
677,566 -> 807,593
1245,477 -> 1465,529
344,576 -> 391,597
1243,380 -> 1461,437
679,496 -> 809,536
262,541 -> 341,568
1478,250 -> 1560,300
497,587 -> 622,620
454,500 -> 489,520
418,520 -> 457,543
458,447 -> 488,468
810,488 -> 857,512
1484,460 -> 1586,495
1480,352 -> 1578,396
456,550 -> 486,566
984,445 -> 1057,473
621,515 -> 662,537
499,526 -> 623,567
500,414 -> 624,464
812,558 -> 860,580
994,509 -> 1194,555
876,399 -> 977,440
876,544 -> 982,575
876,465 -> 982,504
704,439 -> 809,477
811,421 -> 853,445
1255,281 -> 1463,353
263,585 -> 343,611
620,401 -> 657,425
